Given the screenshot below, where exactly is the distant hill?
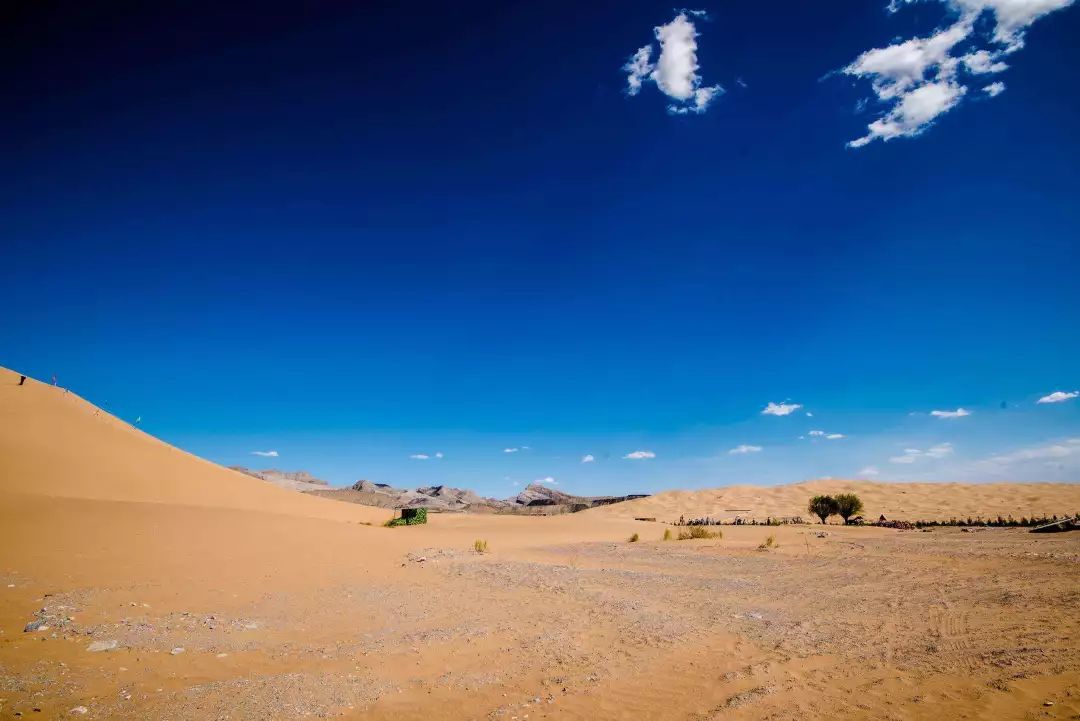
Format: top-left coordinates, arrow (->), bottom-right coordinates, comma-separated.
307,480 -> 649,514
229,467 -> 330,492
507,483 -> 650,512
307,481 -> 508,512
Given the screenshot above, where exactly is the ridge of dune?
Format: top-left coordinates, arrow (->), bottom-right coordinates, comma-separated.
0,367 -> 386,523
586,477 -> 1080,522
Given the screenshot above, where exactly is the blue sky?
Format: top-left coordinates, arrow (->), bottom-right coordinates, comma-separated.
2,0 -> 1078,495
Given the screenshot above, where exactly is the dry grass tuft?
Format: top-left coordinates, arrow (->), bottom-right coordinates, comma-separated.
677,526 -> 721,541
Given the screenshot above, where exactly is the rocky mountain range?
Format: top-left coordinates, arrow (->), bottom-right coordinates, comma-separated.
233,467 -> 647,514
309,478 -> 646,514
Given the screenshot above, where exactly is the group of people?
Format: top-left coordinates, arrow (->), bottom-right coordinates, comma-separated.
16,373 -> 57,386
15,372 -> 140,425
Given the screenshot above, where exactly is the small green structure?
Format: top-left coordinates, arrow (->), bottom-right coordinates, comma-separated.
401,507 -> 427,524
387,507 -> 428,526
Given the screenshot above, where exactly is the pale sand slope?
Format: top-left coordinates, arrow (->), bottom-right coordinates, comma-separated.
2,366 -> 1079,720
588,478 -> 1080,523
0,368 -> 387,523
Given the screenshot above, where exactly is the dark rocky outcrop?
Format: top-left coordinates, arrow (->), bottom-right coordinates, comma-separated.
308,481 -> 512,512
507,483 -> 649,513
279,475 -> 649,515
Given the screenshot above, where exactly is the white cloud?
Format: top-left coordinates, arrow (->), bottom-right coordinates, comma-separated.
581,454 -> 596,463
435,452 -> 444,459
624,45 -> 653,96
535,476 -> 558,485
847,72 -> 967,147
623,11 -> 724,115
803,427 -> 842,440
409,454 -> 429,460
945,0 -> 1076,49
503,447 -> 520,453
890,442 -> 954,463
728,444 -> 763,455
668,84 -> 724,115
845,21 -> 970,102
930,437 -> 1080,481
963,49 -> 1009,73
983,438 -> 1080,465
762,401 -> 803,416
930,408 -> 972,418
807,430 -> 845,439
623,450 -> 656,460
251,450 -> 279,458
858,465 -> 880,476
844,0 -> 1074,147
926,442 -> 955,458
1037,390 -> 1078,404
652,13 -> 715,104
806,411 -> 814,417
885,0 -> 1077,48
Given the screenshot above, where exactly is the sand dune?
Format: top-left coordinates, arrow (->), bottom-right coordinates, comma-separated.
588,478 -> 1080,524
1,366 -> 1078,720
0,368 -> 386,523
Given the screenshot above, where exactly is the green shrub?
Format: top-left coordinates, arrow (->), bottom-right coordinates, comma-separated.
473,539 -> 488,553
758,534 -> 777,550
833,493 -> 864,524
808,495 -> 839,524
663,528 -> 673,541
629,533 -> 640,543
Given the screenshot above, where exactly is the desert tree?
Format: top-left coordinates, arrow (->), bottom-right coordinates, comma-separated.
808,495 -> 839,524
833,493 -> 864,524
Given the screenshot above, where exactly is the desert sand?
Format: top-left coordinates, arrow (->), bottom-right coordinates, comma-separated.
2,366 -> 1079,720
590,479 -> 1080,524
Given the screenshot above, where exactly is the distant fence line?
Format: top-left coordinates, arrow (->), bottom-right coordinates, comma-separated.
674,516 -> 804,526
911,514 -> 1078,529
666,513 -> 1079,528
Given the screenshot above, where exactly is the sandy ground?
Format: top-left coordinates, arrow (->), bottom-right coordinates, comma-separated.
590,480 -> 1080,524
2,368 -> 1079,720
